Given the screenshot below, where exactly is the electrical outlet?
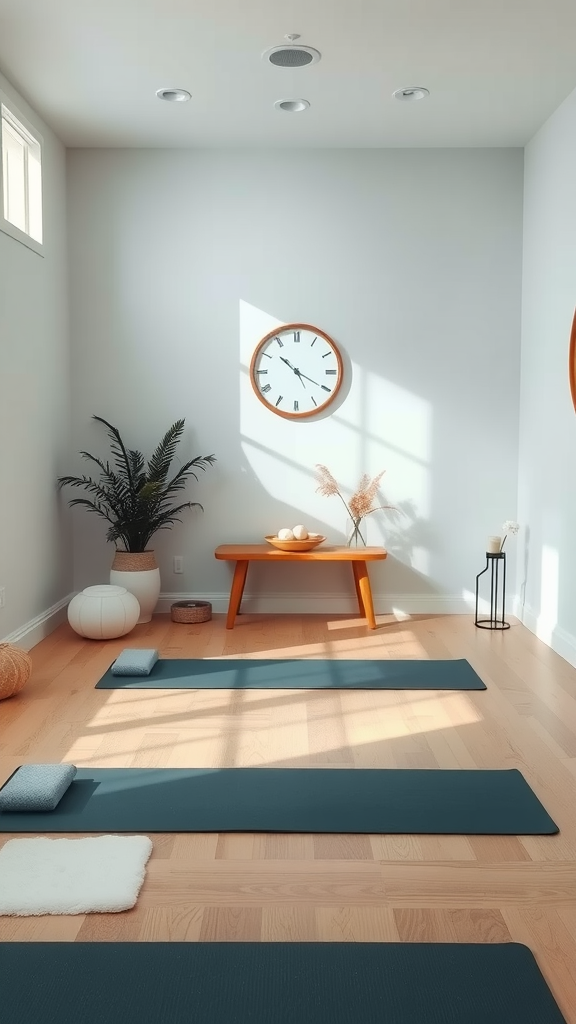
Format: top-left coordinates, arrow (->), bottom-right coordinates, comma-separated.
0,587 -> 5,608
173,556 -> 184,574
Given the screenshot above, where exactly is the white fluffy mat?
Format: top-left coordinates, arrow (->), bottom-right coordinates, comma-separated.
0,835 -> 153,916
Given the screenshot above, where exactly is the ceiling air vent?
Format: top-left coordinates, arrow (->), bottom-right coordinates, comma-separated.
263,36 -> 321,68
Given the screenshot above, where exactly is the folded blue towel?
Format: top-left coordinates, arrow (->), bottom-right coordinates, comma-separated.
111,649 -> 159,676
0,764 -> 77,812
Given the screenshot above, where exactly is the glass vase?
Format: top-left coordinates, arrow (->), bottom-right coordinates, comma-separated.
347,517 -> 367,547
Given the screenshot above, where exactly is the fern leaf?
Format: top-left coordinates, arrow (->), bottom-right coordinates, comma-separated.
92,416 -> 134,489
66,498 -> 114,523
146,420 -> 186,482
164,454 -> 216,492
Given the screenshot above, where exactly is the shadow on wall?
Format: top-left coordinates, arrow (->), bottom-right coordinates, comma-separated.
237,294 -> 441,602
232,439 -> 442,602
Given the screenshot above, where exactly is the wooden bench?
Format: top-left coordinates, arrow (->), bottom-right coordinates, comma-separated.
214,544 -> 387,630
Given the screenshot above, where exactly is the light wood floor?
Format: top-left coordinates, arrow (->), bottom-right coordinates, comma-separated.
2,611 -> 576,1019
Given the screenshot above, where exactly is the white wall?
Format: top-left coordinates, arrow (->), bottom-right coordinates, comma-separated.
517,85 -> 576,663
66,148 -> 523,614
0,71 -> 71,645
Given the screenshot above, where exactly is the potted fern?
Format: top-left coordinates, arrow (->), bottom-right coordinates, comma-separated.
58,416 -> 216,622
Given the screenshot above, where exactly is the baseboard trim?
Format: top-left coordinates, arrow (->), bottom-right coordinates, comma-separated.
0,590 -> 485,651
519,602 -> 576,670
158,592 -> 475,616
1,594 -> 74,651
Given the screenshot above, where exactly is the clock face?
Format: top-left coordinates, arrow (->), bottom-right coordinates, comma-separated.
249,323 -> 343,419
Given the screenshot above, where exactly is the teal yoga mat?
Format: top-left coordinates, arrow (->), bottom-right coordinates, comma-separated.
0,767 -> 558,834
96,657 -> 487,689
0,942 -> 566,1023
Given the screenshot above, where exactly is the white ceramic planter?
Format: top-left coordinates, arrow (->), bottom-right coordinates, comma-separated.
68,585 -> 140,640
110,551 -> 161,624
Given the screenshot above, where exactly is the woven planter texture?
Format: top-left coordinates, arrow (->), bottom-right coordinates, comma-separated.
111,551 -> 158,572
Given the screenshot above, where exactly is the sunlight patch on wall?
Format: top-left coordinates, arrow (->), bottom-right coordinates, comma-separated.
408,548 -> 429,575
239,300 -> 432,547
239,300 -> 366,536
462,588 -> 487,613
536,544 -> 559,644
326,366 -> 431,492
365,370 -> 431,463
364,368 -> 431,517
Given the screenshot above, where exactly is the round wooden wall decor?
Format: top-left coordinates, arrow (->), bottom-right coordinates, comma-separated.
569,307 -> 576,413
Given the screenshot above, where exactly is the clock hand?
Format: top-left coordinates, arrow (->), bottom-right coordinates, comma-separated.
280,356 -> 307,388
298,372 -> 321,387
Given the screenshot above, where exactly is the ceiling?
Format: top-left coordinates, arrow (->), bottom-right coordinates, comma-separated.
0,0 -> 576,148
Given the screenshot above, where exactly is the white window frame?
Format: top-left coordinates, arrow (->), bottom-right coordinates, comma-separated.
0,92 -> 44,257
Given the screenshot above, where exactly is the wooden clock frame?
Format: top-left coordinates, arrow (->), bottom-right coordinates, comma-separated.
249,323 -> 344,420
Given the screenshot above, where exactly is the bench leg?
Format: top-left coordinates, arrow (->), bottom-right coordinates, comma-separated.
226,560 -> 249,629
352,562 -> 365,616
353,561 -> 377,629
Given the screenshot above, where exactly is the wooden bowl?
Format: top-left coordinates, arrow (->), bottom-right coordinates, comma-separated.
265,534 -> 326,552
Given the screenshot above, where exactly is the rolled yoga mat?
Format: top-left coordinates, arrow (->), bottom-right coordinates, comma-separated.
0,767 -> 558,834
0,942 -> 567,1024
95,657 -> 487,690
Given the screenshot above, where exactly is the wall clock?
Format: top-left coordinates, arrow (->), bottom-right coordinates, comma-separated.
249,323 -> 343,419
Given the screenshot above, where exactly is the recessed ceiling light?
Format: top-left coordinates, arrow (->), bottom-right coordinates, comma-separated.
274,99 -> 310,113
393,86 -> 430,102
155,88 -> 191,102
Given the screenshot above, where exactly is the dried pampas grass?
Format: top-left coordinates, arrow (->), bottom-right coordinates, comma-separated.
315,465 -> 398,546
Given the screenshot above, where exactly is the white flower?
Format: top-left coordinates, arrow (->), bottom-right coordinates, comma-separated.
498,520 -> 520,552
502,520 -> 520,534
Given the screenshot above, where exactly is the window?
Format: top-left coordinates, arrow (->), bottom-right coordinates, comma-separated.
0,99 -> 43,252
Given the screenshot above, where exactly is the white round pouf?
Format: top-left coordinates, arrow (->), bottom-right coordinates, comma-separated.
67,585 -> 140,640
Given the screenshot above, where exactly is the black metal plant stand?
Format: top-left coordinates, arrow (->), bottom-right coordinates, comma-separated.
475,551 -> 510,630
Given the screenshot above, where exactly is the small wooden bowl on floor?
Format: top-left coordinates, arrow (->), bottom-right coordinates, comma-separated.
265,535 -> 326,552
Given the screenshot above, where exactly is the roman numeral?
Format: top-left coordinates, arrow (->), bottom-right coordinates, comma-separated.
262,351 -> 272,359
325,369 -> 337,375
275,395 -> 283,407
321,385 -> 331,392
294,331 -> 300,343
310,336 -> 317,347
275,336 -> 284,347
311,396 -> 317,407
293,400 -> 299,412
322,351 -> 332,358
256,369 -> 268,375
261,383 -> 271,393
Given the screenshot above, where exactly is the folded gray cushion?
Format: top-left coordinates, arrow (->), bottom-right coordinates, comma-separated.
0,764 -> 77,812
111,649 -> 159,676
